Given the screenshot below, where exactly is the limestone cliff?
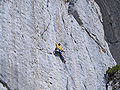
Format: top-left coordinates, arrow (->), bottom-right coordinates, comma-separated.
95,0 -> 120,64
0,0 -> 116,90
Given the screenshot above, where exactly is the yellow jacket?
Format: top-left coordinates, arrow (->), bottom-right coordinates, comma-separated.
55,43 -> 62,50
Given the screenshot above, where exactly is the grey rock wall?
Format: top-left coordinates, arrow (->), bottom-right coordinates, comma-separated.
0,0 -> 116,90
95,0 -> 120,64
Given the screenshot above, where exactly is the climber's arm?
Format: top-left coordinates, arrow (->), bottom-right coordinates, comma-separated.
61,49 -> 65,52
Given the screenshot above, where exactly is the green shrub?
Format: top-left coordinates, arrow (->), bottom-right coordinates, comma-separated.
106,64 -> 120,77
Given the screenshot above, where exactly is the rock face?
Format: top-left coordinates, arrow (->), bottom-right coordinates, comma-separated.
0,0 -> 116,90
95,0 -> 120,64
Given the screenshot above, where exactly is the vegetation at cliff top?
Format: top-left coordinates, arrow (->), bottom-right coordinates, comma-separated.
106,64 -> 120,77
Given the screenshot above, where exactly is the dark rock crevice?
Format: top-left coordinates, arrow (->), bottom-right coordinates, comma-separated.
72,10 -> 83,26
66,77 -> 69,90
83,27 -> 106,53
41,22 -> 50,39
0,78 -> 11,90
67,0 -> 83,26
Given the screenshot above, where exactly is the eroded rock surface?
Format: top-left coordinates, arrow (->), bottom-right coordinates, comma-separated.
0,0 -> 116,90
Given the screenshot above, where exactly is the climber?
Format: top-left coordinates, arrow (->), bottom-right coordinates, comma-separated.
54,43 -> 66,63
